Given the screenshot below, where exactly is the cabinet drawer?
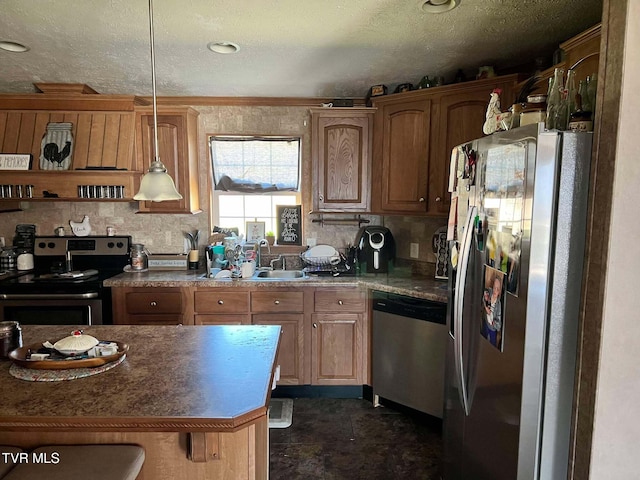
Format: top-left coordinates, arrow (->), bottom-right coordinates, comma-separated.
125,292 -> 183,314
120,314 -> 184,325
251,291 -> 304,313
194,290 -> 250,313
195,314 -> 251,325
314,289 -> 366,312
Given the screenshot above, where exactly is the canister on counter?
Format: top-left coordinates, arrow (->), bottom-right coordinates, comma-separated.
0,321 -> 23,358
130,244 -> 149,271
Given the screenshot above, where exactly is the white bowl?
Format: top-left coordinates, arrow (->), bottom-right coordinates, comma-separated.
53,330 -> 99,356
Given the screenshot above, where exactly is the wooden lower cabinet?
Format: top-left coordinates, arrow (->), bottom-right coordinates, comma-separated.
311,288 -> 366,385
114,285 -> 368,386
253,314 -> 304,385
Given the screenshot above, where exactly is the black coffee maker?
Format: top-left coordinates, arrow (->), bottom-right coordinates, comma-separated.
355,226 -> 395,273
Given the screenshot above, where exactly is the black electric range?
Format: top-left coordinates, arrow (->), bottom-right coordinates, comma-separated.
0,236 -> 131,325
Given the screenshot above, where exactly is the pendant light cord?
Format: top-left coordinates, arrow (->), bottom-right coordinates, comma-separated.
148,0 -> 161,169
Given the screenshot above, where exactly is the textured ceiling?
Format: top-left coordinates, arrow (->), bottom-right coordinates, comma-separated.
0,0 -> 602,98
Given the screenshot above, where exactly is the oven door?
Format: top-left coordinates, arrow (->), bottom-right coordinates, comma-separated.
0,292 -> 103,325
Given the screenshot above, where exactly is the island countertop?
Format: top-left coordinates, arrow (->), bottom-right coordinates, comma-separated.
105,269 -> 448,303
0,324 -> 281,432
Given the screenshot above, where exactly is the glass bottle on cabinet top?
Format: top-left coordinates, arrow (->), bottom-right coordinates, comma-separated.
565,69 -> 577,123
545,68 -> 565,130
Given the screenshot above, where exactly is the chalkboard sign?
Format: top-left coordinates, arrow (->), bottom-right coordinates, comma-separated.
277,205 -> 302,245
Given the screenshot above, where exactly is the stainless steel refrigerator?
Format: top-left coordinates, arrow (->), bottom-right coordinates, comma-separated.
442,123 -> 592,480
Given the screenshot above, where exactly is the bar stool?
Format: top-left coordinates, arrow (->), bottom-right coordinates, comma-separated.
3,445 -> 145,480
0,447 -> 24,478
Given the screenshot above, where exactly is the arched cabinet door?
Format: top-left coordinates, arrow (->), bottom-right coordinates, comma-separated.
429,76 -> 517,216
136,107 -> 201,214
373,97 -> 432,214
311,108 -> 374,213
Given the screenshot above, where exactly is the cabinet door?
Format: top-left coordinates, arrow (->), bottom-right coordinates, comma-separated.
253,314 -> 304,385
311,109 -> 373,212
430,79 -> 516,215
136,108 -> 201,214
311,313 -> 362,385
377,98 -> 431,213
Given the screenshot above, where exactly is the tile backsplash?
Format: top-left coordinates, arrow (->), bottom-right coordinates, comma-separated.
0,104 -> 446,266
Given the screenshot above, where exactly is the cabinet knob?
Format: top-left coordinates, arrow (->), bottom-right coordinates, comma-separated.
435,196 -> 442,202
150,301 -> 157,307
319,194 -> 324,201
274,300 -> 280,305
419,197 -> 425,202
338,300 -> 343,305
217,300 -> 224,305
313,323 -> 318,328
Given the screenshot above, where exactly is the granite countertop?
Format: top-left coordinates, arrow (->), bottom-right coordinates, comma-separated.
104,268 -> 449,303
0,324 -> 280,431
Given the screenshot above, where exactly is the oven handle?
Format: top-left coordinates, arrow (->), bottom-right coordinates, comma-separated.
0,292 -> 100,300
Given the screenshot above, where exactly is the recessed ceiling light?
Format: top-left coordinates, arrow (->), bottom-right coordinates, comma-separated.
421,0 -> 459,13
0,41 -> 30,53
207,42 -> 240,54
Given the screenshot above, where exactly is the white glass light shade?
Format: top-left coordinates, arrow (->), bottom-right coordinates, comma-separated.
133,161 -> 183,201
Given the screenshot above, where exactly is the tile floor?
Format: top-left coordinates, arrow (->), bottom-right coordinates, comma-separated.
269,397 -> 442,480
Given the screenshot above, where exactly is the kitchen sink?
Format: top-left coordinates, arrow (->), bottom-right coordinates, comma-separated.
254,270 -> 306,279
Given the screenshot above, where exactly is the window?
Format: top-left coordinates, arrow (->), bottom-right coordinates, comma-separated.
209,135 -> 301,238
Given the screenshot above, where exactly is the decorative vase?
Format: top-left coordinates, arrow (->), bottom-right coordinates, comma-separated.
266,235 -> 275,246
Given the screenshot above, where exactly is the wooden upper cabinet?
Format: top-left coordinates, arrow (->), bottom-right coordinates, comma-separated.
371,75 -> 518,216
372,97 -> 431,214
518,24 -> 600,97
429,75 -> 518,215
311,108 -> 374,212
135,107 -> 201,214
0,87 -> 142,201
560,23 -> 601,86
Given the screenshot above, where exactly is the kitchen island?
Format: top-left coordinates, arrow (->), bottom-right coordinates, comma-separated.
0,324 -> 280,480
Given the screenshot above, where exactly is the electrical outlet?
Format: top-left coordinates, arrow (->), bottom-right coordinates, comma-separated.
410,243 -> 419,258
306,237 -> 317,247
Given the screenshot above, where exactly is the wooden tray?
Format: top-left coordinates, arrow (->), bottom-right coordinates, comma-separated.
9,342 -> 129,370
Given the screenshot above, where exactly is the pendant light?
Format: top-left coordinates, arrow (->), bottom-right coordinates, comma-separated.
133,0 -> 183,202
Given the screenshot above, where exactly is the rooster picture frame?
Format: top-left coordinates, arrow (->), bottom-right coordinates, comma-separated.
40,122 -> 73,170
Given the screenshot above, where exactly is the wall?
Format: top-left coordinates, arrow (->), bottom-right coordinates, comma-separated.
589,2 -> 639,478
0,104 -> 442,266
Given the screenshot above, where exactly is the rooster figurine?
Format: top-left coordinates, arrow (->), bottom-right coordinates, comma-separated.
483,89 -> 503,135
483,88 -> 514,135
70,216 -> 92,237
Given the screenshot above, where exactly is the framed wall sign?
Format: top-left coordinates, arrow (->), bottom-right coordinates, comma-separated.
246,221 -> 266,242
0,154 -> 32,170
277,205 -> 302,245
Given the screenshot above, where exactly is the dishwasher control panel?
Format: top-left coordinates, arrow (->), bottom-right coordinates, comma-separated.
371,291 -> 446,324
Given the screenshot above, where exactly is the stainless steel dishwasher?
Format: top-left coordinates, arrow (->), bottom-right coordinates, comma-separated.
372,291 -> 447,418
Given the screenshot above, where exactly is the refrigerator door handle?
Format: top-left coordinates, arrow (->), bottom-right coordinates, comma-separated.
454,205 -> 476,416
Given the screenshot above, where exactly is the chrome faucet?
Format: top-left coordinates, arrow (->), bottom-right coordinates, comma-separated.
257,239 -> 270,269
269,255 -> 285,270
